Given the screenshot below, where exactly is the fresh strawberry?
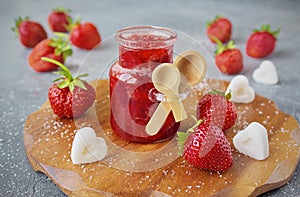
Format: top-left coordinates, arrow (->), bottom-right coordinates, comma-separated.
206,16 -> 232,44
12,16 -> 47,48
197,91 -> 237,132
48,7 -> 71,32
214,39 -> 243,74
177,119 -> 233,171
68,18 -> 101,50
28,33 -> 72,72
42,57 -> 96,118
246,24 -> 280,58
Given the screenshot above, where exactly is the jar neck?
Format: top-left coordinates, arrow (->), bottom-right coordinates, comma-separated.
115,26 -> 177,50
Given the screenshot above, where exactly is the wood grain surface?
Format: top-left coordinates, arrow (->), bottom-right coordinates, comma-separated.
23,79 -> 300,197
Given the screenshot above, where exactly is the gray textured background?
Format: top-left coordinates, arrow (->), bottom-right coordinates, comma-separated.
0,0 -> 299,196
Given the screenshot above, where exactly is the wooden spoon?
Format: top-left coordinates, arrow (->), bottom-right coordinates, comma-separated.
174,50 -> 207,87
146,50 -> 207,136
146,63 -> 187,136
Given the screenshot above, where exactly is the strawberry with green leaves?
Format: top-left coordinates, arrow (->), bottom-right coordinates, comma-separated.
246,24 -> 280,58
28,33 -> 72,72
68,18 -> 101,50
214,39 -> 243,75
48,7 -> 72,32
177,118 -> 233,172
197,91 -> 237,132
12,16 -> 47,48
206,15 -> 232,44
42,57 -> 96,118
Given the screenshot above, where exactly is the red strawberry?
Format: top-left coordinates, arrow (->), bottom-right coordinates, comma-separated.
214,40 -> 243,74
12,16 -> 47,48
177,119 -> 233,171
48,7 -> 71,32
42,57 -> 96,118
206,16 -> 232,44
197,91 -> 237,132
246,24 -> 280,58
28,33 -> 72,72
68,18 -> 101,50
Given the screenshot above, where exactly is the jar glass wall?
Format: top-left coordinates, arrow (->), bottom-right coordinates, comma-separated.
109,26 -> 179,143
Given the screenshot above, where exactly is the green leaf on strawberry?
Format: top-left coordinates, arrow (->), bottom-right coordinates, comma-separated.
254,24 -> 280,40
212,36 -> 236,55
177,116 -> 203,155
205,15 -> 222,27
208,89 -> 231,100
73,79 -> 87,90
11,16 -> 30,37
52,6 -> 71,13
66,17 -> 81,31
41,57 -> 88,92
48,32 -> 73,61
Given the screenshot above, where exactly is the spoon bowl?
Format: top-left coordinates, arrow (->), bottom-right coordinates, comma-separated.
174,50 -> 207,86
152,63 -> 181,96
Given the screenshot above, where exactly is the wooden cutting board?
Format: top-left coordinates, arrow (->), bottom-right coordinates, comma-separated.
24,79 -> 300,197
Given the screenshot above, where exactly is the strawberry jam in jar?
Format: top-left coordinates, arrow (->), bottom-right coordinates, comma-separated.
109,26 -> 179,143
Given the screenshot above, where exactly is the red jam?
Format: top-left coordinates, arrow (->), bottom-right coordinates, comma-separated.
109,26 -> 178,143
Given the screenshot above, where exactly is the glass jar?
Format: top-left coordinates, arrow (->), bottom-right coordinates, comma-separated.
109,26 -> 179,143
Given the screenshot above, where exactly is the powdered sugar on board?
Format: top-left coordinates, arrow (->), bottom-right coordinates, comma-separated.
23,79 -> 300,197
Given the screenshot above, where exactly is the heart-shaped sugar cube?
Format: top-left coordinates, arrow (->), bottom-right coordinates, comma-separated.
233,122 -> 269,160
71,127 -> 108,165
252,60 -> 278,85
225,75 -> 255,103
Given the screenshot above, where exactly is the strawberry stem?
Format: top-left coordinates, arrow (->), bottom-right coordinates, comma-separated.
42,57 -> 73,79
54,32 -> 69,39
209,35 -> 223,45
41,57 -> 89,92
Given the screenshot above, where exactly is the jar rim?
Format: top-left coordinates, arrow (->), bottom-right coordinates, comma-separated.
115,26 -> 177,49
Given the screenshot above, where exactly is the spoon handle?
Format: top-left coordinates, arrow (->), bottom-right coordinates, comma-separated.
146,102 -> 171,136
169,99 -> 187,122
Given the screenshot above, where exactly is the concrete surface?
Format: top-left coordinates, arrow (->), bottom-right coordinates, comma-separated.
0,0 -> 299,196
